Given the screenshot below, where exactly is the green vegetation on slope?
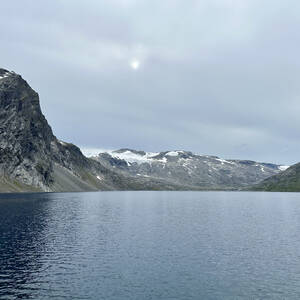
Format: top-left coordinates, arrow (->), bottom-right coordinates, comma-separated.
252,163 -> 300,192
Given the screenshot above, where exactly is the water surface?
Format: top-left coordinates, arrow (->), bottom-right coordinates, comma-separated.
1,191 -> 300,299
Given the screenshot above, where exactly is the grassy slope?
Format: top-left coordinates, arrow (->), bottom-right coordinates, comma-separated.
251,163 -> 300,192
0,176 -> 42,193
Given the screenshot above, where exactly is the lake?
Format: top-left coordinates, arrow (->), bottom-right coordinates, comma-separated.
1,191 -> 300,299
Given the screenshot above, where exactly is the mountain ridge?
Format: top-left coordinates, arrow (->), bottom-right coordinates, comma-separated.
90,148 -> 287,190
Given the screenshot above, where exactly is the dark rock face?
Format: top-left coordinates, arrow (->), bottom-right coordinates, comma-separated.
93,149 -> 286,190
0,69 -> 55,190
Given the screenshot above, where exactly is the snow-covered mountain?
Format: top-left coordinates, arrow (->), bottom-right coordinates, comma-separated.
90,149 -> 288,190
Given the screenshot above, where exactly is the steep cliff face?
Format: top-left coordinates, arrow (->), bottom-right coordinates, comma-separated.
0,69 -> 55,190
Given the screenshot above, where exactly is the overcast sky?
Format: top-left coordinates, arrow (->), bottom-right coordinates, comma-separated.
1,0 -> 300,164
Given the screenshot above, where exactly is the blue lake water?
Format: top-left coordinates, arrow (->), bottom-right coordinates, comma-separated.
1,191 -> 300,299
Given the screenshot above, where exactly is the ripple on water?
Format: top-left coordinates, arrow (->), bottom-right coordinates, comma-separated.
1,191 -> 300,299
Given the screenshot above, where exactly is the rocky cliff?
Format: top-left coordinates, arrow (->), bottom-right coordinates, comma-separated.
0,68 -> 180,192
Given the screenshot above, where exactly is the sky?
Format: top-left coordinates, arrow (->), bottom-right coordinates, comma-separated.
0,0 -> 300,165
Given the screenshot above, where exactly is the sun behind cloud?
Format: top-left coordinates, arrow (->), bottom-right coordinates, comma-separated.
130,59 -> 140,70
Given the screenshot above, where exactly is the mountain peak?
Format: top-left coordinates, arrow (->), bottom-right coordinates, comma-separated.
0,68 -> 9,75
113,148 -> 146,156
0,69 -> 18,81
0,69 -> 56,189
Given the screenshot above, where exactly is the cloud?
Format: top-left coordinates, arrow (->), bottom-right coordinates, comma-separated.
0,0 -> 299,164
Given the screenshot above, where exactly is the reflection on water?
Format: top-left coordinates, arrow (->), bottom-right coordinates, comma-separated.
0,193 -> 52,299
1,191 -> 300,299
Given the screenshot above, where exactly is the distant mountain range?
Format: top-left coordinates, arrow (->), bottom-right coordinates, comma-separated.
90,149 -> 288,190
0,68 -> 296,192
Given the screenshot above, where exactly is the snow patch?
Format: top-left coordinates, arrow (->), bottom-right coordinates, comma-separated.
181,158 -> 192,168
279,165 -> 289,171
159,157 -> 167,163
94,149 -> 167,165
147,152 -> 160,158
166,151 -> 179,157
0,71 -> 11,80
215,158 -> 234,165
81,147 -> 112,157
58,140 -> 67,146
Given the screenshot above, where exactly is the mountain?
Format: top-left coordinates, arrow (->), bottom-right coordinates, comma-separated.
0,68 -> 183,192
0,68 -> 290,193
91,149 -> 288,190
251,163 -> 300,191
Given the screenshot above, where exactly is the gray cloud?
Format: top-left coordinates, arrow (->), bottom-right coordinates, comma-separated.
1,0 -> 300,164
